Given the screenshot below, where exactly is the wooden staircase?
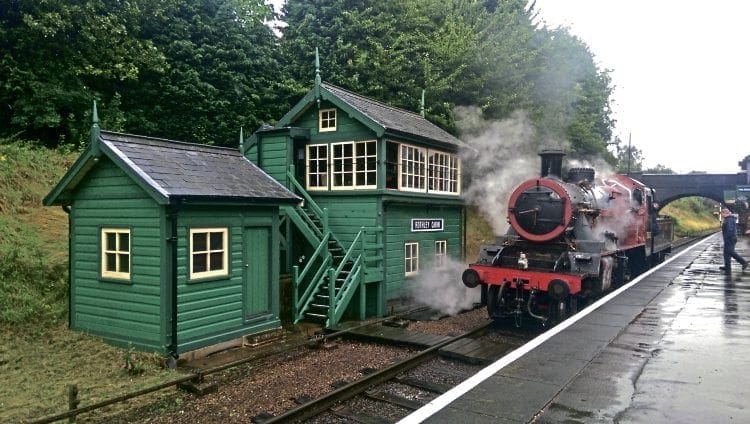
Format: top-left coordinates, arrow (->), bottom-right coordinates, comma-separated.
282,166 -> 382,328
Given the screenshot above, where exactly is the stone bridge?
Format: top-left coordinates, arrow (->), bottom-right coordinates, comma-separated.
628,172 -> 748,210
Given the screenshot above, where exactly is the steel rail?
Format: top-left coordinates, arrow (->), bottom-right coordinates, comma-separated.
28,306 -> 431,424
264,320 -> 493,423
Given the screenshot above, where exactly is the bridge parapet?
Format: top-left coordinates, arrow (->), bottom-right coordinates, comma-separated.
627,172 -> 746,208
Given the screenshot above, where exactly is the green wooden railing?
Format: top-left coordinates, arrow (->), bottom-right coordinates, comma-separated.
284,165 -> 384,328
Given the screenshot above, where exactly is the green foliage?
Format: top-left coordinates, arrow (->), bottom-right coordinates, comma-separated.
2,0 -> 616,157
661,196 -> 720,236
614,139 -> 643,173
644,163 -> 675,174
0,139 -> 74,325
121,0 -> 286,146
0,0 -> 167,146
281,0 -> 616,157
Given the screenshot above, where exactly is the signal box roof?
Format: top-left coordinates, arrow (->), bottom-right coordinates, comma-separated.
277,82 -> 464,149
45,131 -> 301,206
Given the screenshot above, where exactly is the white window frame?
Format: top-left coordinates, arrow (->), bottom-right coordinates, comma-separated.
101,228 -> 131,280
319,108 -> 337,132
399,144 -> 426,193
435,240 -> 447,268
331,140 -> 377,190
405,242 -> 419,276
306,144 -> 329,190
428,151 -> 461,195
189,228 -> 229,280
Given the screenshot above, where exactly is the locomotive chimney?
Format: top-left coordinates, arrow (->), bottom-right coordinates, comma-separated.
539,149 -> 565,178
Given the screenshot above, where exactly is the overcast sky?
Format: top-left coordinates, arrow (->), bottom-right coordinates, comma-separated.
533,0 -> 749,174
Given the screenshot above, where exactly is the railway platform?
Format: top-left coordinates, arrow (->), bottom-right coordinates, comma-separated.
401,233 -> 750,423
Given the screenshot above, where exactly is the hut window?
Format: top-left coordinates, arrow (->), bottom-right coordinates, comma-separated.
319,108 -> 336,132
435,240 -> 447,268
306,144 -> 328,190
405,242 -> 419,276
190,228 -> 229,280
399,144 -> 426,192
331,140 -> 376,189
428,151 -> 460,194
101,228 -> 131,280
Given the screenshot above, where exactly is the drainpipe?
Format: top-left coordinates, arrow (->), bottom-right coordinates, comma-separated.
167,198 -> 181,366
62,204 -> 72,328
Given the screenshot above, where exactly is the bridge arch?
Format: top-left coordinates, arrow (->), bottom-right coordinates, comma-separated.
627,172 -> 747,211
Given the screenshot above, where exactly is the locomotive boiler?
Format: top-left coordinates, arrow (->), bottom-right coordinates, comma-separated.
462,150 -> 673,325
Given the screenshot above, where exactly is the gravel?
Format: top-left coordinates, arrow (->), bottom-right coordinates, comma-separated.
93,307 -> 500,424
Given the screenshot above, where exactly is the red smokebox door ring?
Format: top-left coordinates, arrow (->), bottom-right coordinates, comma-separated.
507,178 -> 572,242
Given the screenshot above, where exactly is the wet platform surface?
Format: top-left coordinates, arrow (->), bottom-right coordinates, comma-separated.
406,234 -> 750,423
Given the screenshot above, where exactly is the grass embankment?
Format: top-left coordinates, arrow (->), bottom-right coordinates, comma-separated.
0,140 -> 178,423
661,197 -> 720,236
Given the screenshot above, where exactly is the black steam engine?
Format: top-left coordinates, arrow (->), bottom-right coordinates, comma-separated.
462,150 -> 673,325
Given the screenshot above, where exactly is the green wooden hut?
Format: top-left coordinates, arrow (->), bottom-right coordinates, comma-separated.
44,110 -> 300,358
245,72 -> 465,328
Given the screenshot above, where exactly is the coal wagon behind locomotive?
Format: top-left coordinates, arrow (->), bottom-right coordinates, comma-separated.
462,150 -> 673,325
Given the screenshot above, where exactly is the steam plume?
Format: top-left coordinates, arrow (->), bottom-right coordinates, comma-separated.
408,257 -> 480,315
457,107 -> 569,235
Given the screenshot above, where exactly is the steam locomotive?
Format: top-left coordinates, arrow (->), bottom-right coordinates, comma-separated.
462,150 -> 673,325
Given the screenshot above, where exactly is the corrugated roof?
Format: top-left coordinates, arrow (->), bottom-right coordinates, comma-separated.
321,83 -> 463,147
100,131 -> 300,203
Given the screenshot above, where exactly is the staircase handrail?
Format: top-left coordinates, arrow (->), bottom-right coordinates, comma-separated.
284,205 -> 323,245
297,232 -> 331,283
292,254 -> 332,322
287,165 -> 327,230
329,255 -> 363,325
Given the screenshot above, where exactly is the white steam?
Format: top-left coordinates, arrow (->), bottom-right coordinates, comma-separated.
456,107 -> 569,235
408,257 -> 480,316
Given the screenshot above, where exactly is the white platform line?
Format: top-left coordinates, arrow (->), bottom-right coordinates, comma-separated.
397,236 -> 714,423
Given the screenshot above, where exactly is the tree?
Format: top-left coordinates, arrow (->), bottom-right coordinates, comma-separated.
280,0 -> 486,131
0,0 -> 166,145
280,0 -> 616,157
614,140 -> 643,173
644,164 -> 675,174
120,0 -> 285,146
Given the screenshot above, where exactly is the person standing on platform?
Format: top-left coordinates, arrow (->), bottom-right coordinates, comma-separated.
720,208 -> 748,273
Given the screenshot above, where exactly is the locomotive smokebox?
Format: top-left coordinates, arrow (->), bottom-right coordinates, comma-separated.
539,149 -> 565,178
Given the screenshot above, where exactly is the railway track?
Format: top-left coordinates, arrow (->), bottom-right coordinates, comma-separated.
30,236 -> 712,423
259,321 -> 535,423
30,307 -> 435,424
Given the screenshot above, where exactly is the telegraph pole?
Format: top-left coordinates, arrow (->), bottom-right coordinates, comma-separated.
627,132 -> 632,175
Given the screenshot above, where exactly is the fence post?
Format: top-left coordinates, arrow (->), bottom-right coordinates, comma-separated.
68,384 -> 79,423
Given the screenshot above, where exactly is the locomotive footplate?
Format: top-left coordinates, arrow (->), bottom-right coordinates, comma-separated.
463,264 -> 583,297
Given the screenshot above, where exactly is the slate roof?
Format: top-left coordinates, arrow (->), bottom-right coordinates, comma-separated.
99,131 -> 300,203
321,83 -> 464,147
